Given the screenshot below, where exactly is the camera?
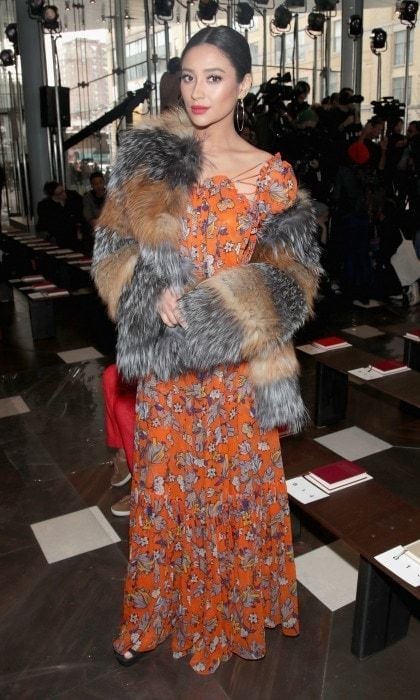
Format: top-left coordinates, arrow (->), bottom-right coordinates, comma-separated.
259,72 -> 294,107
340,92 -> 364,105
371,96 -> 405,123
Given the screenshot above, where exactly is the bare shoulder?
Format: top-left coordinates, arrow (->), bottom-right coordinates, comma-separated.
220,143 -> 278,179
237,142 -> 274,165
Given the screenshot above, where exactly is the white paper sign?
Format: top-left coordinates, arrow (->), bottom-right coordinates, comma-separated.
348,367 -> 384,380
296,344 -> 327,355
286,476 -> 329,504
374,545 -> 420,587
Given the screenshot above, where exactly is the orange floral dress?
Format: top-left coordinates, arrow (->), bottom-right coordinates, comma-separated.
114,154 -> 300,674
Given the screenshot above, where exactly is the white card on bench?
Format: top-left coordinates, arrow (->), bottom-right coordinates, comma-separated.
286,476 -> 329,504
374,545 -> 420,587
296,344 -> 327,355
348,367 -> 383,381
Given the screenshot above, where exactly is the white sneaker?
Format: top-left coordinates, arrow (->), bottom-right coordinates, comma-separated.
110,448 -> 131,487
111,494 -> 131,517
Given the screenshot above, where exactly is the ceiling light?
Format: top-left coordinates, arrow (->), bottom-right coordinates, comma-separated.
397,1 -> 418,27
307,11 -> 325,36
273,5 -> 292,30
370,27 -> 387,53
154,0 -> 174,19
314,0 -> 337,10
236,2 -> 254,26
348,14 -> 363,38
197,0 -> 219,22
28,0 -> 45,18
0,49 -> 15,66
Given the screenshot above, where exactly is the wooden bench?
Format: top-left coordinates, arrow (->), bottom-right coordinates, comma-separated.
10,276 -> 71,340
0,230 -> 93,291
283,436 -> 420,659
303,346 -> 420,426
1,230 -> 95,340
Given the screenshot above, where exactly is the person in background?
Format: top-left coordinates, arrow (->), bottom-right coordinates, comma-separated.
83,171 -> 106,231
37,181 -> 84,249
102,364 -> 136,517
159,56 -> 182,112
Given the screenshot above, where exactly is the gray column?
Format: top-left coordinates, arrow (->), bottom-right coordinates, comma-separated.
114,0 -> 128,102
15,2 -> 52,217
341,0 -> 364,92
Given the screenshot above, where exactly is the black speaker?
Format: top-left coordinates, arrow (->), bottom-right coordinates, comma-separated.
39,86 -> 71,128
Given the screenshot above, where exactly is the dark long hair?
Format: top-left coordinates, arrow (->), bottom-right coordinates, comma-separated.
181,26 -> 251,81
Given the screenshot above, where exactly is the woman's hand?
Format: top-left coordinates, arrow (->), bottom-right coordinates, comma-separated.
157,288 -> 187,328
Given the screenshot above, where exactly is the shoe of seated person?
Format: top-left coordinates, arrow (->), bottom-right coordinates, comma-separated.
111,494 -> 131,517
111,448 -> 131,487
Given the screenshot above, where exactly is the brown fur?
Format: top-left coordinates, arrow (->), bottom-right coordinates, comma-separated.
141,106 -> 196,139
98,179 -> 188,247
250,342 -> 299,386
94,243 -> 138,320
251,244 -> 318,313
204,267 -> 283,357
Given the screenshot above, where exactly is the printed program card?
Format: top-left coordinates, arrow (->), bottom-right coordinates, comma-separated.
348,367 -> 384,380
286,476 -> 329,504
296,344 -> 328,355
374,545 -> 420,587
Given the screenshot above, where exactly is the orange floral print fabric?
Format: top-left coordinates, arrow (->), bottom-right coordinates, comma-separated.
114,154 -> 300,674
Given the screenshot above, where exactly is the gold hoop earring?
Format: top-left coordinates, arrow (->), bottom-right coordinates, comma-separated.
235,98 -> 244,132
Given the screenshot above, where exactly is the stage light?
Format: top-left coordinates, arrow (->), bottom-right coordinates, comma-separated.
273,5 -> 292,29
28,0 -> 45,18
0,49 -> 15,67
348,14 -> 362,38
370,27 -> 387,53
42,5 -> 60,31
236,2 -> 254,26
397,1 -> 418,27
5,23 -> 18,45
154,0 -> 174,19
197,0 -> 218,21
307,11 -> 325,36
314,0 -> 337,10
285,0 -> 306,11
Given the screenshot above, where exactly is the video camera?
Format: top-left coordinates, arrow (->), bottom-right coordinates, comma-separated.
371,96 -> 405,123
340,93 -> 364,105
258,72 -> 294,107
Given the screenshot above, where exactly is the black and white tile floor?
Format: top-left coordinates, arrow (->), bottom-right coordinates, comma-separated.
1,289 -> 420,698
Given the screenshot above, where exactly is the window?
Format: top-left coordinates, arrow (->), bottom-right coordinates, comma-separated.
392,76 -> 412,104
278,32 -> 306,66
393,30 -> 414,66
332,20 -> 341,54
329,70 -> 340,94
249,42 -> 259,66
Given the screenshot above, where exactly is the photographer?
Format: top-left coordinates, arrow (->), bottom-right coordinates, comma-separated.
329,88 -> 363,136
286,81 -> 311,122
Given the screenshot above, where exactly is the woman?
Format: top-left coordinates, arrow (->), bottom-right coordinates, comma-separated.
92,26 -> 321,674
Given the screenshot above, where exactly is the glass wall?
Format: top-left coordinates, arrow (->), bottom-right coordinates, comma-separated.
1,0 -> 420,216
0,0 -> 21,216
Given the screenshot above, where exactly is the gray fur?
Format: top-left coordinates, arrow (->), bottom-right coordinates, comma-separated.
179,285 -> 243,369
92,121 -> 322,431
91,226 -> 137,275
253,263 -> 307,341
177,259 -> 309,372
109,128 -> 201,192
116,246 -> 194,382
259,193 -> 322,273
254,377 -> 309,432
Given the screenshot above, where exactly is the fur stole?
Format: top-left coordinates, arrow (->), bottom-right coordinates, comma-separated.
92,108 -> 322,431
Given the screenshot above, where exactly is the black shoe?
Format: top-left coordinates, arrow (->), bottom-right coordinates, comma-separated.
114,648 -> 143,667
